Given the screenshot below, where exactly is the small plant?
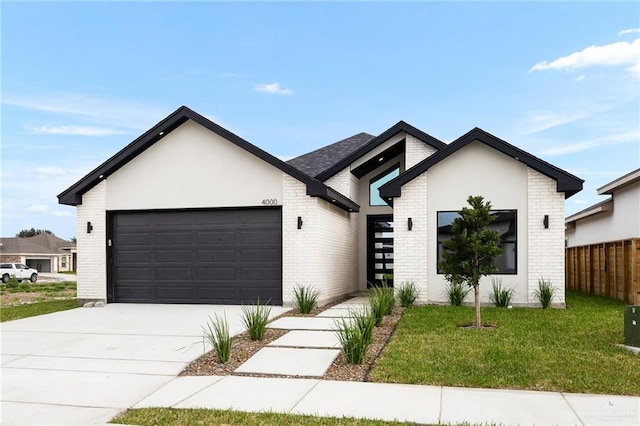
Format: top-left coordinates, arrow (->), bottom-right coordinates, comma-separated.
241,298 -> 272,340
293,285 -> 320,314
488,277 -> 515,307
202,314 -> 231,363
444,281 -> 471,306
369,281 -> 395,326
334,310 -> 374,364
396,281 -> 419,307
5,276 -> 20,288
535,278 -> 557,309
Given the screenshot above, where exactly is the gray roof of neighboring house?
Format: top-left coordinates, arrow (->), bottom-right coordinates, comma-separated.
286,132 -> 376,178
0,234 -> 76,255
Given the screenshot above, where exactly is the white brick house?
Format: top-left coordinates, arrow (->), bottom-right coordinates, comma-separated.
58,106 -> 583,306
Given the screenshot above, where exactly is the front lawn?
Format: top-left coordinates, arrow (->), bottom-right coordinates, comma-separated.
1,280 -> 77,321
0,299 -> 78,322
370,290 -> 639,395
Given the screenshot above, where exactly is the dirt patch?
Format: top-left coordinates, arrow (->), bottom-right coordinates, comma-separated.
0,282 -> 76,307
180,305 -> 404,382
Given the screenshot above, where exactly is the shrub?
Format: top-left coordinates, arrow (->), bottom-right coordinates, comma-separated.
444,281 -> 471,306
488,277 -> 515,307
241,299 -> 272,340
202,314 -> 231,363
396,281 -> 419,307
535,278 -> 557,309
334,310 -> 375,364
369,282 -> 394,326
293,285 -> 320,314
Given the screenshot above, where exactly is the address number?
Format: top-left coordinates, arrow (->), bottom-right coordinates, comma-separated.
261,199 -> 278,205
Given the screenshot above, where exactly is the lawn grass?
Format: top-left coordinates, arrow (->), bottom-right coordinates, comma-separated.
0,299 -> 78,322
112,408 -> 414,425
0,280 -> 76,294
370,290 -> 640,395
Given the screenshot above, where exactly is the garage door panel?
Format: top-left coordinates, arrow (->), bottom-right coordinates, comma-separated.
112,208 -> 281,304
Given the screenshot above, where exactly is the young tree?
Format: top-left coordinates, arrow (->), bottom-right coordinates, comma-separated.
16,228 -> 54,238
439,195 -> 502,329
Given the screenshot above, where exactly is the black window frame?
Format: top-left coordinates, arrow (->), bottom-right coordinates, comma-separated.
369,163 -> 400,206
436,209 -> 518,275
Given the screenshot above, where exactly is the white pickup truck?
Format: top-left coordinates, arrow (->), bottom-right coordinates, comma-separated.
0,263 -> 38,283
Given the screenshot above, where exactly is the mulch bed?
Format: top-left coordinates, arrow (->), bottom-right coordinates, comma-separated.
179,304 -> 404,382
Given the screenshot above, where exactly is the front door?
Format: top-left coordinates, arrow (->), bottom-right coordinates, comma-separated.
367,214 -> 394,287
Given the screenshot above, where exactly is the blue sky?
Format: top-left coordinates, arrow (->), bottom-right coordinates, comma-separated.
2,1 -> 639,240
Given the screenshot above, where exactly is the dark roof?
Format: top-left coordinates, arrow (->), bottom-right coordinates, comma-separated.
287,132 -> 375,177
0,234 -> 75,255
380,127 -> 584,200
315,121 -> 446,181
57,106 -> 359,213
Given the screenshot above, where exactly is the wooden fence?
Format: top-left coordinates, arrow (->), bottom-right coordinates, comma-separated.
566,238 -> 640,305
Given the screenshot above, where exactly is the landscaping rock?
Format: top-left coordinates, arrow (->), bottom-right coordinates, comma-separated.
83,302 -> 95,308
94,301 -> 105,307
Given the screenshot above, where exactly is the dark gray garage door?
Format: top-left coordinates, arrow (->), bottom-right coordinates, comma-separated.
109,208 -> 282,304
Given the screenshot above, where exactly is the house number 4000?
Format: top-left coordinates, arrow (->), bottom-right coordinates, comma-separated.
261,199 -> 278,205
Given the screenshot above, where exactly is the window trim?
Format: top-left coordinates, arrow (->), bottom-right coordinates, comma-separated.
369,163 -> 400,206
436,209 -> 518,275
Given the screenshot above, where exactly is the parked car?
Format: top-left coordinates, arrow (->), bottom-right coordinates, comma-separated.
0,263 -> 38,283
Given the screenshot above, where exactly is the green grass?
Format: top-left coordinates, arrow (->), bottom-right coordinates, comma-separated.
112,408 -> 416,425
0,299 -> 78,322
0,280 -> 76,294
370,290 -> 640,395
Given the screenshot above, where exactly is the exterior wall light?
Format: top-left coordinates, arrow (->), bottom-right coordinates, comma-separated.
408,217 -> 413,231
543,215 -> 549,229
87,221 -> 93,234
297,216 -> 303,230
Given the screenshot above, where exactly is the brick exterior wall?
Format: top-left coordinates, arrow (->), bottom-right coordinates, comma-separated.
0,255 -> 22,263
76,180 -> 107,302
393,174 -> 429,302
405,135 -> 437,169
325,168 -> 351,198
282,174 -> 358,306
527,168 -> 566,304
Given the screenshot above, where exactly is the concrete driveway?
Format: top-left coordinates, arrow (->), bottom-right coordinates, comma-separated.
1,303 -> 290,425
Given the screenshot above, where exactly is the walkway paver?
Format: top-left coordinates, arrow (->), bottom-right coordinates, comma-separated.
268,316 -> 346,330
268,330 -> 341,348
235,347 -> 339,376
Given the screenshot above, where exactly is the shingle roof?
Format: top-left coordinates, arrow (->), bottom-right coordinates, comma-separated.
0,234 -> 75,255
287,132 -> 375,177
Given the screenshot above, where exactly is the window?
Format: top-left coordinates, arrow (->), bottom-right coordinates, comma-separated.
61,257 -> 67,268
437,210 -> 517,274
369,164 -> 400,206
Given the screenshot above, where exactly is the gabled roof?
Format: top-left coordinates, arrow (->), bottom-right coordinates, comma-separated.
597,168 -> 640,195
0,234 -> 76,255
315,121 -> 446,181
565,198 -> 613,225
380,127 -> 584,200
287,132 -> 375,177
57,106 -> 359,212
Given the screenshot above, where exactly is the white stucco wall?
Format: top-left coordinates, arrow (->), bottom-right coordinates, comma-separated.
76,180 -> 107,301
566,182 -> 640,247
106,120 -> 282,210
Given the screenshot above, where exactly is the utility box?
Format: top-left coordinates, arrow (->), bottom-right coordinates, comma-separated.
624,306 -> 640,348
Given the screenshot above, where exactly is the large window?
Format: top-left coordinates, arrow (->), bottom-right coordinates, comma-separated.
369,164 -> 400,206
437,210 -> 517,274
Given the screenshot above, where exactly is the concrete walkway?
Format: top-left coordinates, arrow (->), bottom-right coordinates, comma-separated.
135,297 -> 640,425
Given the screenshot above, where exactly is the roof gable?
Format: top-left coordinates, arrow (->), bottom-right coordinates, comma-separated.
315,121 -> 446,181
57,106 -> 359,212
379,127 -> 584,200
0,234 -> 75,255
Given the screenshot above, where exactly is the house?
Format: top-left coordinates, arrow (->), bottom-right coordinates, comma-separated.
566,168 -> 640,247
0,233 -> 76,272
58,106 -> 583,306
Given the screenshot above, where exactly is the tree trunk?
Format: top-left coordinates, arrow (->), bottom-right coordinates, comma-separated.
474,285 -> 481,329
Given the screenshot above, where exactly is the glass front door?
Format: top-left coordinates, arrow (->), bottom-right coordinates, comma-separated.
367,215 -> 394,287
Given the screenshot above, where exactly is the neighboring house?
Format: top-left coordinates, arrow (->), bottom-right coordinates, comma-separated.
0,233 -> 77,272
58,106 -> 583,306
566,168 -> 640,247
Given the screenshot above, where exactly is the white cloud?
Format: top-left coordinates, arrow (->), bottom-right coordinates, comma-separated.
520,111 -> 590,134
25,125 -> 125,137
539,131 -> 639,156
35,166 -> 68,176
619,28 -> 640,36
530,39 -> 640,73
573,75 -> 586,82
26,204 -> 50,212
50,211 -> 74,218
253,83 -> 294,95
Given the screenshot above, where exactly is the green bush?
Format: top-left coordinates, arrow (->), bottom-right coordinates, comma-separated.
535,278 -> 557,309
488,277 -> 515,307
241,299 -> 272,340
293,285 -> 320,314
444,281 -> 471,306
334,311 -> 374,364
202,314 -> 231,363
369,282 -> 394,326
395,281 -> 419,307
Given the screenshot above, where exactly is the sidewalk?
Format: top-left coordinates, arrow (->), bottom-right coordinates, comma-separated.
133,296 -> 640,425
